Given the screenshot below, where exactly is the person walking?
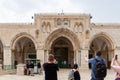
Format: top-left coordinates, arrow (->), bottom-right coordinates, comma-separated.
43,54 -> 59,80
37,60 -> 41,74
85,51 -> 107,80
111,55 -> 120,80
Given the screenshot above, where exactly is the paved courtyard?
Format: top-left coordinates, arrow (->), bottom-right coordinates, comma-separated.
0,69 -> 115,80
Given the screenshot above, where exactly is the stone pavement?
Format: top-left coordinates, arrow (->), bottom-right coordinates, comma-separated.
0,69 -> 116,80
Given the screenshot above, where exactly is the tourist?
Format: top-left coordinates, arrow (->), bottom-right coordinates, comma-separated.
43,54 -> 59,80
84,51 -> 107,80
73,64 -> 81,80
37,60 -> 41,74
68,64 -> 81,80
29,61 -> 34,76
26,61 -> 30,75
111,55 -> 120,80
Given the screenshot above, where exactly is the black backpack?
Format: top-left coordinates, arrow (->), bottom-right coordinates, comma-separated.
94,58 -> 107,78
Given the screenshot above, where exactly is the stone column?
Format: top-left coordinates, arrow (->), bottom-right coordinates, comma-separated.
80,49 -> 89,69
3,46 -> 12,70
11,49 -> 15,68
107,48 -> 114,69
75,50 -> 81,66
36,49 -> 44,65
74,50 -> 76,64
44,50 -> 49,62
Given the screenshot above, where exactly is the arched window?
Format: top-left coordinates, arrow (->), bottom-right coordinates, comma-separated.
46,22 -> 51,33
42,22 -> 46,32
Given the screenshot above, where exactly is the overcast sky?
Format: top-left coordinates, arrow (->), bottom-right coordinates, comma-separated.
0,0 -> 120,23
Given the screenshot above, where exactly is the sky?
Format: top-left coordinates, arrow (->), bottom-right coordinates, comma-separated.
0,0 -> 120,23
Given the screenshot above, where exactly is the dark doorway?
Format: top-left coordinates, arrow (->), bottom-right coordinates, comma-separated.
54,47 -> 68,68
29,54 -> 36,59
51,37 -> 74,68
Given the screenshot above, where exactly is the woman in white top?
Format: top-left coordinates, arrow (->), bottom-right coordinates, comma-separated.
111,55 -> 120,80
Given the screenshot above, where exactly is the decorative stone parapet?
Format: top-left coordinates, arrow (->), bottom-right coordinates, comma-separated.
16,64 -> 25,75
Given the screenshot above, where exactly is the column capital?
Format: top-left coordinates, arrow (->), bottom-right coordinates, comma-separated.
4,45 -> 10,49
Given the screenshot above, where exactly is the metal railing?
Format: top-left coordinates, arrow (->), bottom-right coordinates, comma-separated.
3,65 -> 16,70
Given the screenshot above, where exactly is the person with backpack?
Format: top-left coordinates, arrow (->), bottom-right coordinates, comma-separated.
68,64 -> 81,80
111,55 -> 120,80
85,51 -> 107,80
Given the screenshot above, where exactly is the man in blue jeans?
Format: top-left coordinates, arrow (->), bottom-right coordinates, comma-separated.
85,51 -> 106,80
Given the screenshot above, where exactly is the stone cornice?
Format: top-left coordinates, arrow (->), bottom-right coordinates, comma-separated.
91,23 -> 120,29
0,23 -> 34,28
35,13 -> 91,19
0,23 -> 33,25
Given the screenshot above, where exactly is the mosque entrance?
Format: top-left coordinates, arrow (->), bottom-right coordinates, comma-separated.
51,37 -> 74,68
54,47 -> 68,68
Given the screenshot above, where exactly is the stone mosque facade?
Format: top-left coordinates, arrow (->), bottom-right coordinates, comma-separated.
0,13 -> 119,70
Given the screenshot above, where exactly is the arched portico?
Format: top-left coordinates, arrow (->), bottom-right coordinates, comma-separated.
89,32 -> 114,69
44,28 -> 80,68
11,33 -> 37,68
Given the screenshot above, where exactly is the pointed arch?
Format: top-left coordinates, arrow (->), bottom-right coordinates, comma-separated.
11,32 -> 37,50
11,32 -> 37,65
44,28 -> 80,50
46,22 -> 51,32
88,32 -> 115,50
88,32 -> 115,69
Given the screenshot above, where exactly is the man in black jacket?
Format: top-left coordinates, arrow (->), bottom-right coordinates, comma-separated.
43,54 -> 59,80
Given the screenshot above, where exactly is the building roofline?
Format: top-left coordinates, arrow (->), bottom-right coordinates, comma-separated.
34,13 -> 91,18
